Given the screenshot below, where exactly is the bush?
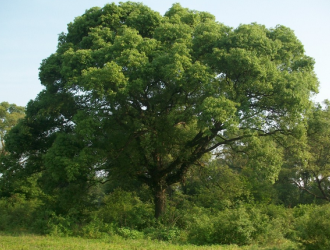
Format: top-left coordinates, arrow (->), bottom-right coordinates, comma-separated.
294,204 -> 330,250
116,227 -> 144,239
79,216 -> 114,239
45,213 -> 78,237
186,206 -> 255,245
143,226 -> 181,242
0,194 -> 41,232
185,204 -> 296,246
96,189 -> 154,229
252,205 -> 293,245
213,206 -> 256,245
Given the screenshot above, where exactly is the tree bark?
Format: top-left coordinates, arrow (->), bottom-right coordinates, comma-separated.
154,185 -> 166,218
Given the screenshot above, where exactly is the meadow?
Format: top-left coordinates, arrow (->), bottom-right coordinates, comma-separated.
0,233 -> 296,250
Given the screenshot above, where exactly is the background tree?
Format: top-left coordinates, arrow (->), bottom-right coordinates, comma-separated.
0,102 -> 25,197
277,101 -> 330,204
0,102 -> 25,156
3,2 -> 318,217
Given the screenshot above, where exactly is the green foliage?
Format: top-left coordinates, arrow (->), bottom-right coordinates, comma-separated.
0,194 -> 41,232
147,227 -> 181,242
294,204 -> 330,250
183,162 -> 250,209
185,207 -> 217,244
187,206 -> 258,245
3,1 -> 318,218
0,172 -> 43,199
1,185 -> 329,249
213,207 -> 256,245
252,205 -> 293,245
0,102 -> 25,155
276,102 -> 330,204
185,204 -> 294,246
3,3 -> 329,247
96,189 -> 154,229
116,227 -> 144,240
0,102 -> 25,194
46,213 -> 77,237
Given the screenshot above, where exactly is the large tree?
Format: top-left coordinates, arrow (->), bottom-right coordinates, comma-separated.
3,2 -> 318,217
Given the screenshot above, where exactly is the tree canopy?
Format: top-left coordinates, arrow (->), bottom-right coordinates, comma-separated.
2,2 -> 318,217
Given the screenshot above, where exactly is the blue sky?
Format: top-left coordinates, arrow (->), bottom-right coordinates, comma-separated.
1,0 -> 329,107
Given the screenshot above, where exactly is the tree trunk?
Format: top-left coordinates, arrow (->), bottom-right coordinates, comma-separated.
154,186 -> 166,218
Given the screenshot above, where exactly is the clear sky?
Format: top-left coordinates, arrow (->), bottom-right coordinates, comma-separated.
1,0 -> 329,107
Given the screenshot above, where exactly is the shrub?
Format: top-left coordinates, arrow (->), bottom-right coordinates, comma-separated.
79,216 -> 114,239
96,189 -> 154,229
47,213 -> 77,237
184,206 -> 215,245
185,204 -> 296,246
186,206 -> 255,245
213,206 -> 256,245
0,194 -> 41,232
143,226 -> 181,242
116,227 -> 144,239
294,204 -> 330,250
252,205 -> 293,245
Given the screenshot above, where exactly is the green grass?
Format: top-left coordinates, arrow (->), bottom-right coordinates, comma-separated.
0,233 -> 297,250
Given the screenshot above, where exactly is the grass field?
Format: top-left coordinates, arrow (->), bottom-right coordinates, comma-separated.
0,233 -> 297,250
